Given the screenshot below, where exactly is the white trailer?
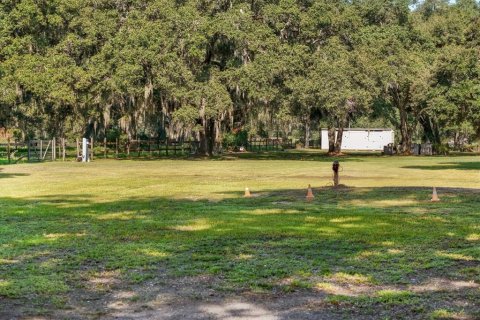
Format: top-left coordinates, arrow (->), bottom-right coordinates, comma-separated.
321,128 -> 394,151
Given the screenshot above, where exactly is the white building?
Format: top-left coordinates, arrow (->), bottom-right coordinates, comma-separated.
320,128 -> 394,151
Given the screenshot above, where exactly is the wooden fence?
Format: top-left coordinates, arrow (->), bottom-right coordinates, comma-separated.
1,139 -> 60,163
246,138 -> 295,151
1,137 -> 297,163
0,140 -> 28,163
96,139 -> 199,159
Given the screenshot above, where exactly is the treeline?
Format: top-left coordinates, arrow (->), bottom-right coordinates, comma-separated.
1,0 -> 479,155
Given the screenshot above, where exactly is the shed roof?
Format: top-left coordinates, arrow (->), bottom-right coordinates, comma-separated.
321,128 -> 393,132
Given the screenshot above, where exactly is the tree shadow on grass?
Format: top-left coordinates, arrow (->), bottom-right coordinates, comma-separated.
102,150 -> 369,163
0,187 -> 479,319
0,168 -> 29,179
402,161 -> 480,171
232,150 -> 368,162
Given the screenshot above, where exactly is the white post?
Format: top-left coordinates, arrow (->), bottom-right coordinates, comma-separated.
82,138 -> 89,162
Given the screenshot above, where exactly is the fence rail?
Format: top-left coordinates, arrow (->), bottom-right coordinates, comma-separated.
246,138 -> 295,152
1,137 -> 296,163
0,141 -> 28,163
96,139 -> 198,159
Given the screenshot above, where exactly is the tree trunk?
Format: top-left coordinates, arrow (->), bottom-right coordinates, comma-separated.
207,118 -> 215,156
399,105 -> 412,154
198,99 -> 210,156
390,84 -> 413,155
454,131 -> 460,151
304,118 -> 311,149
198,118 -> 215,156
334,126 -> 344,153
419,115 -> 440,146
199,129 -> 208,156
327,126 -> 335,153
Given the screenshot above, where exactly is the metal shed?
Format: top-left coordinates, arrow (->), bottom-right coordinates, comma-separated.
320,128 -> 394,151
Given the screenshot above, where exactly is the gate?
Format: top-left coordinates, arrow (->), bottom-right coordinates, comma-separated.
28,139 -> 57,162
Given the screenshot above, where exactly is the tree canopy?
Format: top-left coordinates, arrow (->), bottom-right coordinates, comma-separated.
1,0 -> 479,154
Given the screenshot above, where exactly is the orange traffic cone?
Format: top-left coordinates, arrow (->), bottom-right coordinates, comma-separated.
431,187 -> 440,202
306,184 -> 314,202
244,187 -> 252,198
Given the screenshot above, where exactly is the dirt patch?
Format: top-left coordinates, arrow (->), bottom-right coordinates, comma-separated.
3,270 -> 479,320
410,278 -> 479,293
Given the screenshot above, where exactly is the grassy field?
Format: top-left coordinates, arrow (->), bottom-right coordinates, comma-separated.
0,151 -> 479,319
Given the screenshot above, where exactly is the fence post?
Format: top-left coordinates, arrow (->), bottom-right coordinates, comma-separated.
40,140 -> 43,161
115,138 -> 119,158
62,138 -> 66,161
7,137 -> 11,164
90,138 -> 94,161
76,138 -> 80,159
57,138 -> 60,160
104,137 -> 107,159
166,140 -> 169,156
52,138 -> 56,161
138,139 -> 141,157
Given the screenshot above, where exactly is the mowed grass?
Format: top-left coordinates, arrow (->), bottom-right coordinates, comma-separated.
0,151 -> 479,318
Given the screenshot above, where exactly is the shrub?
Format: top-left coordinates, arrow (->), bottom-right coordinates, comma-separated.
222,130 -> 248,150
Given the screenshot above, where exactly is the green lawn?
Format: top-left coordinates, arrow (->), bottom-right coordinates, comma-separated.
0,152 -> 479,319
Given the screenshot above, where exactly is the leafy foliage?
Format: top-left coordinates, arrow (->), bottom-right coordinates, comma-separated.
1,0 -> 479,153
